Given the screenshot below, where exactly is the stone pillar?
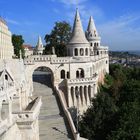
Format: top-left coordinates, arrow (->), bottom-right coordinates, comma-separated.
86,86 -> 90,106
67,87 -> 72,107
73,87 -> 77,107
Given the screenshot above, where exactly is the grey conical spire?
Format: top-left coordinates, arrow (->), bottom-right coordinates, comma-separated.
69,9 -> 89,44
36,36 -> 43,49
87,16 -> 98,37
35,36 -> 44,55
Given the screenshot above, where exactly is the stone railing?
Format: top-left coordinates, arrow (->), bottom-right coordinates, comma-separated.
13,97 -> 42,123
24,55 -> 56,65
66,75 -> 97,86
55,86 -> 88,140
55,86 -> 77,140
51,57 -> 70,64
24,53 -> 108,65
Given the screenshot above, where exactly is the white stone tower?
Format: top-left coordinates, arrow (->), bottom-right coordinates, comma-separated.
34,36 -> 44,55
67,9 -> 90,57
86,16 -> 101,55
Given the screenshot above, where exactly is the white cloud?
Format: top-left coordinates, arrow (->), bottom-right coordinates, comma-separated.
98,13 -> 140,50
5,18 -> 19,25
51,0 -> 88,5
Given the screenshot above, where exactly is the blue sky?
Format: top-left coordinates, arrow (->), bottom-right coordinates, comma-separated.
0,0 -> 140,50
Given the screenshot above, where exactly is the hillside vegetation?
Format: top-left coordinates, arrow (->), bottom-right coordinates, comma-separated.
79,64 -> 140,140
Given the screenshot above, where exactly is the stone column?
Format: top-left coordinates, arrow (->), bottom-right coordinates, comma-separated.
73,87 -> 77,107
67,87 -> 72,107
86,86 -> 90,106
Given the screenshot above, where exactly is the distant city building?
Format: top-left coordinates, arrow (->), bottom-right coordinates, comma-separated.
22,44 -> 33,57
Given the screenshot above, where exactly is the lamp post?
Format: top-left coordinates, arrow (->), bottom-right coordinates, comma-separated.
76,89 -> 80,139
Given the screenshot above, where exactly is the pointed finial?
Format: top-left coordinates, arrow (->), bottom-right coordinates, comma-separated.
87,16 -> 98,37
19,50 -> 22,59
52,46 -> 55,55
68,9 -> 89,44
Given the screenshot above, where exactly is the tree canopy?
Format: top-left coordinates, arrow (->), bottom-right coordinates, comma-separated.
12,34 -> 24,58
79,65 -> 140,140
44,21 -> 72,56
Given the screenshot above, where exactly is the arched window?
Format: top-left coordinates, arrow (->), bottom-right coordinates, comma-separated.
67,72 -> 70,79
60,70 -> 65,79
76,68 -> 84,78
85,48 -> 88,56
90,43 -> 93,46
80,69 -> 84,78
80,48 -> 84,56
76,71 -> 79,78
75,48 -> 78,56
94,43 -> 96,47
5,75 -> 8,80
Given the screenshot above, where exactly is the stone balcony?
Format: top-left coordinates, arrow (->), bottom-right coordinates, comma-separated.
66,74 -> 98,86
12,97 -> 42,129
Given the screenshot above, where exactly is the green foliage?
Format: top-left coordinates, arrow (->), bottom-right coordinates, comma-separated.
79,64 -> 140,140
12,34 -> 24,58
44,21 -> 72,56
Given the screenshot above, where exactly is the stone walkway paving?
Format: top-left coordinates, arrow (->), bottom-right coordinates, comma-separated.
33,71 -> 71,140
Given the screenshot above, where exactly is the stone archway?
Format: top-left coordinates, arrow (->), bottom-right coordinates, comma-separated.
25,63 -> 56,94
33,66 -> 54,91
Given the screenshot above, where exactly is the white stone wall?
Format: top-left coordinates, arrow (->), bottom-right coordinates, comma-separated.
0,19 -> 14,59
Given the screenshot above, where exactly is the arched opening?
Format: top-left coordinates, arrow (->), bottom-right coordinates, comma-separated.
61,70 -> 65,79
67,72 -> 70,79
76,68 -> 85,78
88,85 -> 91,103
75,48 -> 78,56
80,86 -> 83,105
76,70 -> 79,78
80,48 -> 84,56
75,86 -> 79,107
33,66 -> 53,93
71,87 -> 74,106
85,48 -> 88,56
84,86 -> 87,105
5,74 -> 8,80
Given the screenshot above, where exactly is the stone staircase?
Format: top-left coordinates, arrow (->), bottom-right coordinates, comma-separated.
33,71 -> 72,140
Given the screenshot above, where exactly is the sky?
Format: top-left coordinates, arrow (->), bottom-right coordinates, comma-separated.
0,0 -> 140,51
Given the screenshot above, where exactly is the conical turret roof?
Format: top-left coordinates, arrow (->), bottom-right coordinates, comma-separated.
69,9 -> 89,44
36,36 -> 43,49
87,16 -> 98,37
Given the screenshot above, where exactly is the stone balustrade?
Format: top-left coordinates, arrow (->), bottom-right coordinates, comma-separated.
24,54 -> 108,65
13,97 -> 42,122
66,75 -> 97,86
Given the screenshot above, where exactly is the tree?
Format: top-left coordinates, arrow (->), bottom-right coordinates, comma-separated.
79,65 -> 140,140
44,21 -> 72,56
79,90 -> 118,140
12,34 -> 24,58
